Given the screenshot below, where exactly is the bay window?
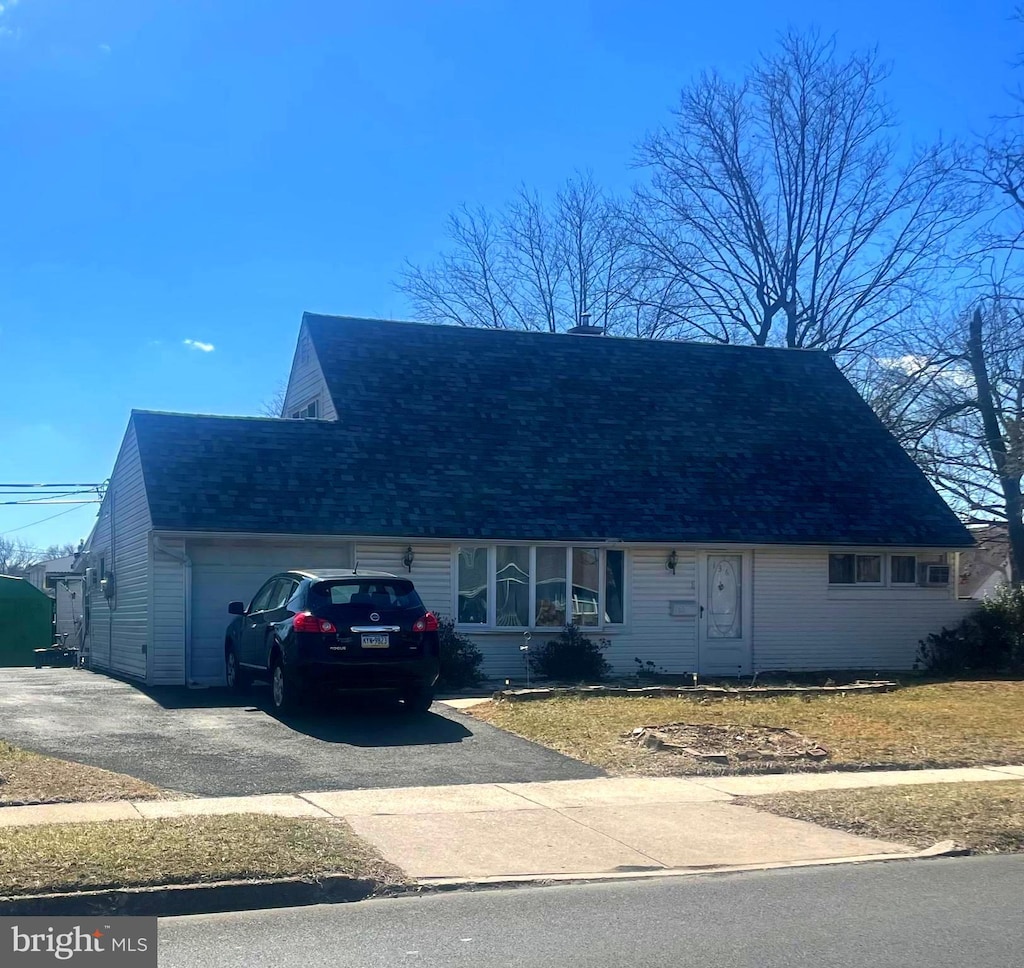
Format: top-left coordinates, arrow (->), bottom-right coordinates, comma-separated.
456,546 -> 626,628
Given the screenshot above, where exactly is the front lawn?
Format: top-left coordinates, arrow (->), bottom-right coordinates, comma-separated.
748,780 -> 1024,852
0,815 -> 406,897
469,680 -> 1024,774
0,740 -> 167,805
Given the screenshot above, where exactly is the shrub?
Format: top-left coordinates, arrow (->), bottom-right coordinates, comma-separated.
436,617 -> 485,691
917,585 -> 1024,675
529,625 -> 611,682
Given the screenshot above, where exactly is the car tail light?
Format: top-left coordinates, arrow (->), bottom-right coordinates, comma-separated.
294,612 -> 336,633
413,611 -> 439,633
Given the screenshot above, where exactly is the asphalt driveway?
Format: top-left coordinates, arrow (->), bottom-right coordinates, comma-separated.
0,669 -> 601,797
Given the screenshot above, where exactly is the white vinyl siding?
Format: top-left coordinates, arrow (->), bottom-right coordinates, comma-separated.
752,548 -> 974,671
625,548 -> 696,674
281,323 -> 336,420
150,536 -> 187,685
355,543 -> 452,619
84,421 -> 152,681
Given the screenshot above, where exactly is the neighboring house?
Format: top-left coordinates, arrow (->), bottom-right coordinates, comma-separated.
958,525 -> 1010,600
25,555 -> 84,645
81,313 -> 975,687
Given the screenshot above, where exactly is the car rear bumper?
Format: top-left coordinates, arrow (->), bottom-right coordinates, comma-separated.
293,658 -> 439,692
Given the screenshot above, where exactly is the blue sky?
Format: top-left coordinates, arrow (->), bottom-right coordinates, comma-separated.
0,0 -> 1018,550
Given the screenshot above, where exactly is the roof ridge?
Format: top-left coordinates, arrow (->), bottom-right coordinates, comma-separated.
301,313 -> 829,354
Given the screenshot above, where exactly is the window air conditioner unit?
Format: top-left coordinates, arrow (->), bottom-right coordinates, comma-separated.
926,564 -> 951,585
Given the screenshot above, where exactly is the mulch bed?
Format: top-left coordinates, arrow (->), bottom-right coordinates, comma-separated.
627,723 -> 830,765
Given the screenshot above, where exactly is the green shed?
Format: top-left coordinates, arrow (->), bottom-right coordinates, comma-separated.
0,576 -> 53,666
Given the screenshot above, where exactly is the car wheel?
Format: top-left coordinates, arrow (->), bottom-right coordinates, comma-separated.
225,646 -> 249,692
270,654 -> 300,713
401,685 -> 435,714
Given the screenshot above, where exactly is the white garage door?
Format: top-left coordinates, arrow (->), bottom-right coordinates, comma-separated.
188,540 -> 354,685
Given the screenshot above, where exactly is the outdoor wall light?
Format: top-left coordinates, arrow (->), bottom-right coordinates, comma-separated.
402,546 -> 415,572
666,549 -> 678,575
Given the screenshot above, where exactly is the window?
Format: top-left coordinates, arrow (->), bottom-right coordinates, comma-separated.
249,579 -> 280,613
496,546 -> 530,627
272,579 -> 299,610
290,399 -> 319,419
572,548 -> 600,627
310,579 -> 423,609
456,546 -> 626,628
535,548 -> 567,627
457,547 -> 488,624
829,554 -> 881,585
856,555 -> 882,584
605,550 -> 625,624
828,554 -> 855,584
891,555 -> 917,585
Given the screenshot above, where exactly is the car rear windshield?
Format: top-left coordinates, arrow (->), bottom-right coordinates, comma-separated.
309,580 -> 424,611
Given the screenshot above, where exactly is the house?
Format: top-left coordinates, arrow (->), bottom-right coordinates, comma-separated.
81,313 -> 975,687
958,525 -> 1010,600
26,554 -> 84,645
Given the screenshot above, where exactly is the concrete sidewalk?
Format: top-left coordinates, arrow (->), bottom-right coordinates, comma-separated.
2,766 -> 1021,881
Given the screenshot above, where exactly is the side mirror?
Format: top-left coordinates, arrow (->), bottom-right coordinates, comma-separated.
228,601 -> 245,616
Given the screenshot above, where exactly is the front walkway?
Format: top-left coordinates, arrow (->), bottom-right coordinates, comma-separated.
3,766 -> 1021,882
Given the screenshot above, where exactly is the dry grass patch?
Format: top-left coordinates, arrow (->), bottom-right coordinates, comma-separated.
469,680 -> 1024,774
0,815 -> 406,897
748,780 -> 1024,852
0,740 -> 168,805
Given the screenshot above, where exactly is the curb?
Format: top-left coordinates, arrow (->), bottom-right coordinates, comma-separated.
0,875 -> 393,918
0,843 -> 972,917
413,841 -> 974,893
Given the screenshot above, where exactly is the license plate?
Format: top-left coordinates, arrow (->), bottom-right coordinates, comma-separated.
361,633 -> 390,649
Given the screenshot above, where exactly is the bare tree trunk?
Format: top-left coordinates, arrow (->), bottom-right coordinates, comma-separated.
968,307 -> 1024,584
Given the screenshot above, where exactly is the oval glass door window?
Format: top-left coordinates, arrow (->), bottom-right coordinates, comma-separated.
707,555 -> 742,639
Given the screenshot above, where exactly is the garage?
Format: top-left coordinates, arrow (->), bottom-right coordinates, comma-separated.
185,540 -> 355,686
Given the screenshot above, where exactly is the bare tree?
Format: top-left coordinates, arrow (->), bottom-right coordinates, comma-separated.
875,301 -> 1023,583
398,174 -> 677,337
259,381 -> 288,418
0,537 -> 41,577
43,542 -> 79,560
631,31 -> 970,360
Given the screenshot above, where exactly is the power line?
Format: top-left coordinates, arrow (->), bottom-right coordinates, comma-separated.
0,483 -> 105,489
2,504 -> 95,534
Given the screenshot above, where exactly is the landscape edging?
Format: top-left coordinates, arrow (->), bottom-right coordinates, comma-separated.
493,681 -> 899,702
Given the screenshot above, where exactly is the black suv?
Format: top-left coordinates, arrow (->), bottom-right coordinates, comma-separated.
225,570 -> 440,713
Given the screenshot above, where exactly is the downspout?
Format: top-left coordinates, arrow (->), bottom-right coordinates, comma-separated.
154,537 -> 193,687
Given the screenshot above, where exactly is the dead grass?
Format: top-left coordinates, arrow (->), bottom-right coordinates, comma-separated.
0,740 -> 169,805
0,815 -> 406,897
469,680 -> 1024,775
748,780 -> 1024,852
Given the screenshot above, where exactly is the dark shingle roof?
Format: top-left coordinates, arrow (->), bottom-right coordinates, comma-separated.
130,314 -> 972,546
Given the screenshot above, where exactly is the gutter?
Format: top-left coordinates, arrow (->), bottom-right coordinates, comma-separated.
153,537 -> 193,687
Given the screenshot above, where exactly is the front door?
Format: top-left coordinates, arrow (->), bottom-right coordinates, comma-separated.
698,552 -> 751,676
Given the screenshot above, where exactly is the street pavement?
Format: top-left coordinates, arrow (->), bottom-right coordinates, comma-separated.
158,855 -> 1024,968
